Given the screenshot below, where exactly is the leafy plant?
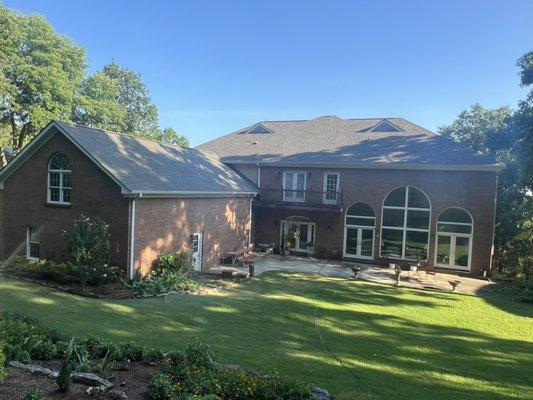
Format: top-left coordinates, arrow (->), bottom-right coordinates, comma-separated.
0,341 -> 5,383
24,387 -> 43,400
57,360 -> 72,392
148,372 -> 174,400
152,252 -> 192,276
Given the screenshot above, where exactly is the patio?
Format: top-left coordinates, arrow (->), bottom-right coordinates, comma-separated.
226,253 -> 494,296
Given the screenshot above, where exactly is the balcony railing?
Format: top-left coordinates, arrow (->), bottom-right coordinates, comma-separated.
257,188 -> 343,207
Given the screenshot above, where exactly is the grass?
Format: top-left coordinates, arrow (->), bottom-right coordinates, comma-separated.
0,271 -> 532,400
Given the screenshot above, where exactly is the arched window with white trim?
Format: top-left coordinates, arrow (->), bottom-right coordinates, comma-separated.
380,186 -> 431,260
435,208 -> 473,271
48,154 -> 71,205
344,203 -> 375,259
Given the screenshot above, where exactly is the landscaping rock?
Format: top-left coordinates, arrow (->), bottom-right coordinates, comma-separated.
9,361 -> 57,378
72,372 -> 113,388
87,386 -> 128,399
312,387 -> 331,400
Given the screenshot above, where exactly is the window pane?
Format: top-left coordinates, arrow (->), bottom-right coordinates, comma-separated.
439,208 -> 471,224
62,172 -> 71,188
382,208 -> 404,227
29,243 -> 40,258
437,223 -> 471,234
455,237 -> 470,267
406,210 -> 430,229
50,188 -> 60,202
50,154 -> 70,170
381,229 -> 403,257
49,172 -> 60,187
408,187 -> 430,208
62,189 -> 71,203
347,203 -> 374,217
345,228 -> 358,255
384,187 -> 406,207
296,173 -> 305,190
361,229 -> 373,257
436,235 -> 451,265
404,230 -> 428,260
346,217 -> 374,227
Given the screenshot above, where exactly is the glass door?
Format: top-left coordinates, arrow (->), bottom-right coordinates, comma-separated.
283,171 -> 306,202
281,219 -> 315,252
435,234 -> 471,271
344,227 -> 374,260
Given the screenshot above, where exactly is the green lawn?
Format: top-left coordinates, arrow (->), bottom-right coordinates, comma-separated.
0,272 -> 532,400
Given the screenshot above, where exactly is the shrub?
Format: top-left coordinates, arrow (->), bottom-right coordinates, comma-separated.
148,372 -> 174,400
24,387 -> 43,400
0,341 -> 6,383
152,252 -> 192,277
129,272 -> 200,296
31,339 -> 57,360
116,340 -> 144,362
57,360 -> 72,392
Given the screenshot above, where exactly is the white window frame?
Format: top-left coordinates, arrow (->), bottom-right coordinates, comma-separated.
379,186 -> 431,261
26,226 -> 40,260
282,171 -> 307,203
434,208 -> 474,271
343,203 -> 375,260
192,232 -> 203,271
323,172 -> 340,205
47,155 -> 71,205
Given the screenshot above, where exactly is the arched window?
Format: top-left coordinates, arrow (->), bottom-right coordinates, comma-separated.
380,186 -> 431,260
344,203 -> 375,259
435,208 -> 473,270
48,154 -> 71,205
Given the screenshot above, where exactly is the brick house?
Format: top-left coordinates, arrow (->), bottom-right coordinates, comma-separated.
198,116 -> 500,275
0,121 -> 256,277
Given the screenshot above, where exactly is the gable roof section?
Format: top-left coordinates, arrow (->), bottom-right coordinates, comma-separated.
0,121 -> 257,196
197,116 -> 499,171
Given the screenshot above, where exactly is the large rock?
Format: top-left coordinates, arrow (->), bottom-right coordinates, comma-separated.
9,361 -> 57,378
72,372 -> 113,388
86,386 -> 127,399
312,387 -> 331,400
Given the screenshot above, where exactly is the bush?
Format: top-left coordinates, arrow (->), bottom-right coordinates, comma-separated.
57,360 -> 72,392
152,252 -> 192,277
129,272 -> 200,296
24,387 -> 43,400
148,372 -> 174,400
31,339 -> 57,360
0,341 -> 6,383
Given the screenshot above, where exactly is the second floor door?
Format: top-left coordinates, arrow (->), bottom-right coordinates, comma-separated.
283,171 -> 306,202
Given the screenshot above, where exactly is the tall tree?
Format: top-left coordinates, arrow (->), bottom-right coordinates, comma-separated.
516,51 -> 533,190
0,6 -> 86,155
153,127 -> 189,147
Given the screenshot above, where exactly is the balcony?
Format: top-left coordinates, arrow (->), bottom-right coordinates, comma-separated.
254,188 -> 343,211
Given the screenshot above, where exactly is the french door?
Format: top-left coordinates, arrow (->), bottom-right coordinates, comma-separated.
344,226 -> 374,260
283,171 -> 306,202
281,219 -> 315,252
435,234 -> 471,271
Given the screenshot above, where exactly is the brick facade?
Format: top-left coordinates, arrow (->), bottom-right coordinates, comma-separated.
132,197 -> 252,274
0,130 -> 130,266
233,164 -> 497,275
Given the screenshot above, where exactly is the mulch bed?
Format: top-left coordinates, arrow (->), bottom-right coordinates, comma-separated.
0,360 -> 156,399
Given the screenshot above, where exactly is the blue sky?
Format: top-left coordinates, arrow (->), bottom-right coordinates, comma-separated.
5,0 -> 533,146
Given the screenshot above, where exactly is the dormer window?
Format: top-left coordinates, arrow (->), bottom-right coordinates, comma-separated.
241,123 -> 273,134
48,153 -> 71,205
369,120 -> 403,132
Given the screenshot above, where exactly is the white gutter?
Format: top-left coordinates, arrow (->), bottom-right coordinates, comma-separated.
129,190 -> 257,198
128,198 -> 136,279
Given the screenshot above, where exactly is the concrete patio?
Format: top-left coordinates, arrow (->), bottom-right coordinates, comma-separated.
225,253 -> 494,296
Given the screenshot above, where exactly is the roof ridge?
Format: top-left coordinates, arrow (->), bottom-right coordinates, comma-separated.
54,120 -> 194,151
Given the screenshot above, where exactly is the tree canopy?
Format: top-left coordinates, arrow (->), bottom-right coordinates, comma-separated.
0,5 -> 188,166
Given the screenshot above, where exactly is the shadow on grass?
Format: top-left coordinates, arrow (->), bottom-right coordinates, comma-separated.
0,272 -> 531,400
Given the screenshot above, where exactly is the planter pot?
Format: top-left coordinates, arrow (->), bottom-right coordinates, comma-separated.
283,250 -> 290,256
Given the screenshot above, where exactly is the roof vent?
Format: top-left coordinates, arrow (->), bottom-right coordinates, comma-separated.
241,123 -> 273,134
368,120 -> 403,132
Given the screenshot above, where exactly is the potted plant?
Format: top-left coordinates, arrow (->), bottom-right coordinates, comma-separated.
284,231 -> 298,255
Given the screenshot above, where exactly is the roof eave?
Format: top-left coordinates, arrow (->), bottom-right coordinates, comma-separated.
130,190 -> 258,198
223,160 -> 502,172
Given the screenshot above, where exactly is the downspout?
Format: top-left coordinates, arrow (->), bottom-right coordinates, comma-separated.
489,173 -> 499,274
129,198 -> 136,279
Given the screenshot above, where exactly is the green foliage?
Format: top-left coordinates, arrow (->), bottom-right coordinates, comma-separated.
0,5 -> 86,152
128,271 -> 200,297
0,341 -> 5,383
24,387 -> 43,400
57,360 -> 72,392
154,127 -> 189,147
148,372 -> 174,400
152,252 -> 193,277
438,51 -> 533,279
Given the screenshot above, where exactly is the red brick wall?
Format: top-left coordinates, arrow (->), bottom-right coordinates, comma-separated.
0,129 -> 130,266
133,196 -> 252,274
248,165 -> 497,275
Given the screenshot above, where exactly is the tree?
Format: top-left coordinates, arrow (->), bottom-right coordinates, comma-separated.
153,127 -> 189,147
0,6 -> 86,155
516,51 -> 533,190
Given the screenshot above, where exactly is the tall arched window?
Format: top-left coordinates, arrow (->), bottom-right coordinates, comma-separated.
48,154 -> 71,205
380,186 -> 430,260
435,208 -> 473,270
344,203 -> 375,259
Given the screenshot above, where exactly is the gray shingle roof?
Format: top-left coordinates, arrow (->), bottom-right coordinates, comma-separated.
197,116 -> 497,168
54,121 -> 257,194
